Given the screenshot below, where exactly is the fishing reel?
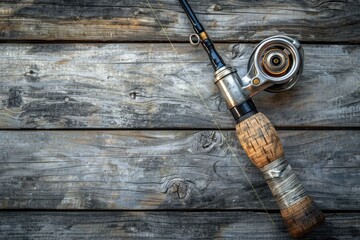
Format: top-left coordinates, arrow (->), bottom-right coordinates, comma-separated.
212,35 -> 304,110
241,35 -> 304,97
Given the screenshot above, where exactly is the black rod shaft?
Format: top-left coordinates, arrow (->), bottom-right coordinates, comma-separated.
178,0 -> 204,34
178,0 -> 225,70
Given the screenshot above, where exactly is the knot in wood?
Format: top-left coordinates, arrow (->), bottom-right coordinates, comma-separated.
161,178 -> 190,200
305,0 -> 320,6
213,4 -> 222,11
7,89 -> 22,108
191,131 -> 224,154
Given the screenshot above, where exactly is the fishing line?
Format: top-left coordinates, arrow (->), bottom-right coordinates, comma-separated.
145,0 -> 274,224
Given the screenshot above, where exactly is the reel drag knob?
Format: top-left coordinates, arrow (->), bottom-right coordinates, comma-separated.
262,48 -> 291,77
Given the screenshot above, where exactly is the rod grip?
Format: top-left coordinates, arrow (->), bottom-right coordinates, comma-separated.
235,112 -> 325,238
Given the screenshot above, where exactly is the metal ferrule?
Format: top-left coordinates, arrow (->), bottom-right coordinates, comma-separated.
260,157 -> 307,209
214,66 -> 249,109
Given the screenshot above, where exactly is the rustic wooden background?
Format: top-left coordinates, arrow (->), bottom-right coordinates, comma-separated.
0,0 -> 359,239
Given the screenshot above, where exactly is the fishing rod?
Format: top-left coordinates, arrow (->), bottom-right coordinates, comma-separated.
178,0 -> 325,238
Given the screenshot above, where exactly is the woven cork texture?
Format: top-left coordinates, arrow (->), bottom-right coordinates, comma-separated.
236,112 -> 325,237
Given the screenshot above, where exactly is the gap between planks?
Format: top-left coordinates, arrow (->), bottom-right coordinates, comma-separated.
0,40 -> 360,45
0,127 -> 359,131
1,209 -> 360,213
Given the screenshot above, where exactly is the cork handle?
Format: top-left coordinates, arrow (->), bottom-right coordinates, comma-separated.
236,112 -> 325,238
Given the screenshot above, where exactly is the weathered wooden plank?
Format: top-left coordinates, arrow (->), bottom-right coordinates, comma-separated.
0,130 -> 358,210
0,0 -> 359,42
0,43 -> 358,128
0,211 -> 358,239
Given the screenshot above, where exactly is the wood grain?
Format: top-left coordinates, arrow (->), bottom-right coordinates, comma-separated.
0,0 -> 359,42
0,43 -> 358,129
0,130 -> 358,210
0,211 -> 358,239
1,0 -> 358,238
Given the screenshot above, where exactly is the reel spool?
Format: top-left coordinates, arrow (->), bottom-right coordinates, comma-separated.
247,35 -> 304,93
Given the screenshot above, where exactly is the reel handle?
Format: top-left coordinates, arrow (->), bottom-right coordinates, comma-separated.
236,112 -> 325,238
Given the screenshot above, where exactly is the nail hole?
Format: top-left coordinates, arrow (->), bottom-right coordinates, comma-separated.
129,92 -> 137,99
213,4 -> 222,11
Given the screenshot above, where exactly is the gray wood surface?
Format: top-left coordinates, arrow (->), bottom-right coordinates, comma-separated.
0,211 -> 358,239
1,0 -> 359,239
0,130 -> 358,210
0,0 -> 359,42
0,43 -> 359,129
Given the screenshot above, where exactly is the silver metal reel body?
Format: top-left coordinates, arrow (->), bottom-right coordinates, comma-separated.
214,35 -> 304,110
244,35 -> 304,95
